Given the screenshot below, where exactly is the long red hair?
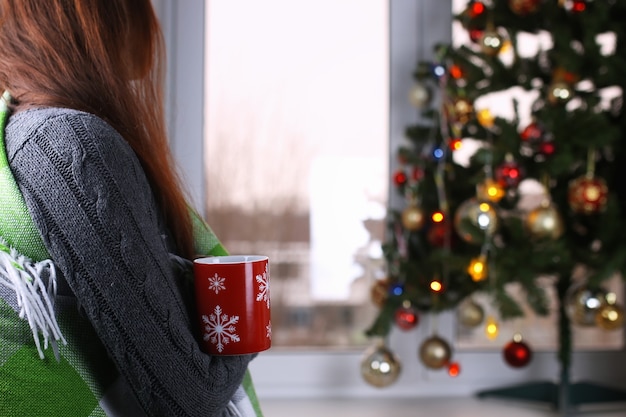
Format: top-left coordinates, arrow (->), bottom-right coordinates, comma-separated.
0,0 -> 195,259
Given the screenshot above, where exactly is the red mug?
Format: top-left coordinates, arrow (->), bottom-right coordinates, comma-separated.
193,255 -> 271,355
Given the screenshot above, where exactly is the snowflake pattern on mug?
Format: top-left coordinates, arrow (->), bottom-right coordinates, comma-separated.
266,321 -> 272,340
256,264 -> 270,309
202,305 -> 240,352
208,273 -> 226,294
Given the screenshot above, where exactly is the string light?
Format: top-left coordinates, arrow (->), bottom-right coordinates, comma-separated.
432,211 -> 445,223
467,255 -> 488,282
448,362 -> 461,377
449,65 -> 463,79
390,283 -> 404,297
477,109 -> 495,128
430,280 -> 443,293
485,316 -> 499,340
476,203 -> 495,230
433,64 -> 446,78
478,179 -> 505,203
449,138 -> 462,151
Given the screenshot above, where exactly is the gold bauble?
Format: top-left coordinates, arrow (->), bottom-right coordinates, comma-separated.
360,341 -> 402,388
370,278 -> 389,307
454,199 -> 499,245
595,303 -> 624,331
548,81 -> 573,105
479,30 -> 504,56
452,98 -> 474,124
509,0 -> 541,16
458,299 -> 485,328
568,175 -> 609,215
566,284 -> 609,327
526,203 -> 564,240
401,205 -> 425,231
408,82 -> 432,109
419,335 -> 452,370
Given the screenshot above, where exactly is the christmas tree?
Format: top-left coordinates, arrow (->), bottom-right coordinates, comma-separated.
361,0 -> 626,406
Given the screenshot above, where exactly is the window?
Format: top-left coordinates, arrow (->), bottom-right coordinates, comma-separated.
163,0 -> 622,401
204,0 -> 389,348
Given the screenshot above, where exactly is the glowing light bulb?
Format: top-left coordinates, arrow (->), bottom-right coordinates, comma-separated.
467,255 -> 488,282
477,109 -> 495,128
448,138 -> 463,151
433,65 -> 446,78
448,362 -> 461,377
432,211 -> 444,223
449,65 -> 463,80
485,316 -> 499,340
478,179 -> 505,203
430,280 -> 443,293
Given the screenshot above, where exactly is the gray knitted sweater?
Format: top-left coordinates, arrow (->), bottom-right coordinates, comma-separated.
5,107 -> 253,416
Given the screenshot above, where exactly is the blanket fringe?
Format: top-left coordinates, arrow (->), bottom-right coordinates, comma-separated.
0,237 -> 66,360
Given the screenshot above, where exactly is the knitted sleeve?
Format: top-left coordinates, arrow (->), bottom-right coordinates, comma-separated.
6,108 -> 253,417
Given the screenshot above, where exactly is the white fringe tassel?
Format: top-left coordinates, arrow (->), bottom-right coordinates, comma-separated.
0,238 -> 67,360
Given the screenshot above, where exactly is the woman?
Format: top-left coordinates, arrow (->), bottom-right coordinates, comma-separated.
0,1 -> 260,416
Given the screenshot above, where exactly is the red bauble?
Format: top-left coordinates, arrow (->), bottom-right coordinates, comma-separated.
520,121 -> 545,142
538,141 -> 556,157
495,159 -> 524,188
520,121 -> 556,157
509,0 -> 542,16
572,0 -> 586,13
503,339 -> 532,368
470,1 -> 486,17
568,175 -> 609,214
412,166 -> 425,181
427,222 -> 457,248
469,29 -> 484,43
461,2 -> 486,43
393,170 -> 408,186
394,305 -> 419,331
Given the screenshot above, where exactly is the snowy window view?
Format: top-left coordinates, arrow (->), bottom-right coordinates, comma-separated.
204,0 -> 389,348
